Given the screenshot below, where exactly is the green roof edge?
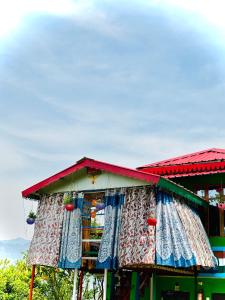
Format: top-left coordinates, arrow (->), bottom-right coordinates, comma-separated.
157,177 -> 208,207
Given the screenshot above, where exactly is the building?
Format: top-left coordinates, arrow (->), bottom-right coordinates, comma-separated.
139,148 -> 225,300
22,151 -> 225,300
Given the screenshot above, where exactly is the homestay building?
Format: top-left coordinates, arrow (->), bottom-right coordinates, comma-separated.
22,150 -> 225,300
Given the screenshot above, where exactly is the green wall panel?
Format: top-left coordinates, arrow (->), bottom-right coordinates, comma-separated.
156,275 -> 225,300
210,237 -> 225,247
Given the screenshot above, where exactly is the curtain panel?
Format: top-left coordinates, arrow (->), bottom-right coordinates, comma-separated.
156,191 -> 196,268
175,200 -> 217,268
119,186 -> 156,268
96,189 -> 125,269
156,191 -> 217,269
27,193 -> 64,267
58,192 -> 84,269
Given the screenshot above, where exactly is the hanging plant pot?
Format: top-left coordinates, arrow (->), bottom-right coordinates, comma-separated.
65,203 -> 75,211
26,211 -> 36,225
147,218 -> 157,226
26,217 -> 35,225
218,203 -> 225,210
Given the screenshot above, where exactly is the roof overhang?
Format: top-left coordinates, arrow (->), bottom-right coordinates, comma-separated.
138,161 -> 225,178
22,157 -> 207,207
22,157 -> 160,198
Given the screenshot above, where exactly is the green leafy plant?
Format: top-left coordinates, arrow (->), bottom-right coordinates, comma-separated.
63,193 -> 73,205
28,211 -> 36,219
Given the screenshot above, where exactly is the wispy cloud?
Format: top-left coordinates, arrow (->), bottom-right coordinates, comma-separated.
1,0 -> 225,239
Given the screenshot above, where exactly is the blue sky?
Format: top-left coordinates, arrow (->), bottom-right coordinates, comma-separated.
1,0 -> 225,239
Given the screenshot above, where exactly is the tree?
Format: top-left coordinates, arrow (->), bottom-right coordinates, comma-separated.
0,256 -> 103,300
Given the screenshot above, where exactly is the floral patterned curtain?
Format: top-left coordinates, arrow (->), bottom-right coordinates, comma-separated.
58,192 -> 84,269
27,193 -> 64,267
119,186 -> 156,268
96,189 -> 125,269
156,191 -> 196,268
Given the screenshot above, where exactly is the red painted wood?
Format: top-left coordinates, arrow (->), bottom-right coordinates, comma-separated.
22,158 -> 160,198
29,265 -> 35,300
139,148 -> 225,169
214,251 -> 225,259
140,161 -> 225,178
78,270 -> 84,300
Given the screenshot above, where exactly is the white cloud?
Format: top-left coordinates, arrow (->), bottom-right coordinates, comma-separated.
0,0 -> 122,39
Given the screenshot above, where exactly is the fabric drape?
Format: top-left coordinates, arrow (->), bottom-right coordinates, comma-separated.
175,200 -> 217,268
156,191 -> 217,269
119,187 -> 156,268
96,189 -> 125,269
156,191 -> 196,268
58,193 -> 84,269
27,193 -> 64,267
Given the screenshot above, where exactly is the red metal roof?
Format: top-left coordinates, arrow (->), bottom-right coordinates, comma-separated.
22,157 -> 160,198
138,148 -> 225,178
139,148 -> 225,168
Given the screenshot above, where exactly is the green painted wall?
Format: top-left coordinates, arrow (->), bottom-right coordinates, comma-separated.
210,236 -> 225,246
156,275 -> 225,300
40,169 -> 149,194
173,173 -> 225,191
156,276 -> 195,300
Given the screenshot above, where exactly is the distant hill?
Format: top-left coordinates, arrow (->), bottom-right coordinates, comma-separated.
0,238 -> 30,262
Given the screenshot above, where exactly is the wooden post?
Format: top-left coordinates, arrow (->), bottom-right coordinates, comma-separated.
78,270 -> 84,300
103,269 -> 108,300
29,265 -> 35,300
219,188 -> 224,237
72,269 -> 78,300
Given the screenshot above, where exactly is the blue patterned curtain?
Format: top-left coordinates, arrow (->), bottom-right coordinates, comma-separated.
58,192 -> 84,269
156,191 -> 197,268
96,189 -> 125,269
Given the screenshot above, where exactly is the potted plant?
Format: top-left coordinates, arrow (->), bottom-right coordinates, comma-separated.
63,193 -> 74,211
26,211 -> 36,225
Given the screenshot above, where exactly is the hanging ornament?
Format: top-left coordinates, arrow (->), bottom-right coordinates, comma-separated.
96,203 -> 105,210
26,211 -> 36,225
91,199 -> 97,207
147,218 -> 157,226
63,192 -> 74,211
65,203 -> 75,211
91,210 -> 96,218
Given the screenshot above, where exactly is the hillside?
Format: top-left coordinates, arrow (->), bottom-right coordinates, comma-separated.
0,238 -> 30,261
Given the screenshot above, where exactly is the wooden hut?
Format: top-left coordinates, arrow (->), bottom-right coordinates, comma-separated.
22,156 -> 216,300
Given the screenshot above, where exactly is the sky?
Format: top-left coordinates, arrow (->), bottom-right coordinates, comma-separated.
1,0 -> 225,240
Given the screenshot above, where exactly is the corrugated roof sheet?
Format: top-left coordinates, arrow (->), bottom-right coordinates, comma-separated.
139,148 -> 225,168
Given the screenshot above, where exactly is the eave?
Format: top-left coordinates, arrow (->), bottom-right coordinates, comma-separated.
138,161 -> 225,178
22,157 -> 160,198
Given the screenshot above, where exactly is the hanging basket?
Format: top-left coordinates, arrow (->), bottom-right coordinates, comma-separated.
26,217 -> 35,225
26,211 -> 36,225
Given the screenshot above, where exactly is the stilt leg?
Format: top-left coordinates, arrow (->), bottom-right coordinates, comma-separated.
103,269 -> 108,300
72,269 -> 78,300
29,265 -> 35,300
78,270 -> 84,300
